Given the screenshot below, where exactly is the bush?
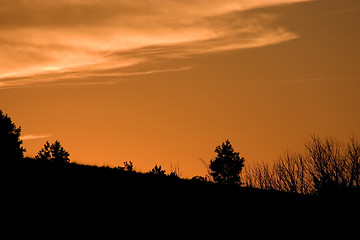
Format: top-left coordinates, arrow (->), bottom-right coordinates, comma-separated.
36,141 -> 70,165
242,135 -> 360,195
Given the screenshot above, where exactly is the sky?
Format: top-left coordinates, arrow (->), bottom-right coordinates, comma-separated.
1,0 -> 360,177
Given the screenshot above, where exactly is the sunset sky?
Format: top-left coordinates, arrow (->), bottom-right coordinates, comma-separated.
1,0 -> 360,177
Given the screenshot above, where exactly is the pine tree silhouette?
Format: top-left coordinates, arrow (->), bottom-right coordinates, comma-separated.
0,110 -> 25,161
36,140 -> 70,164
209,140 -> 245,184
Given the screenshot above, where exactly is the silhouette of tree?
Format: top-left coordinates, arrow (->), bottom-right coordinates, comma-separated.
209,140 -> 245,184
199,158 -> 213,182
347,136 -> 360,188
273,152 -> 313,194
149,164 -> 166,175
117,161 -> 135,171
0,110 -> 25,161
36,141 -> 70,164
169,162 -> 182,178
305,136 -> 349,193
305,135 -> 360,194
242,162 -> 274,190
243,135 -> 360,195
124,161 -> 134,171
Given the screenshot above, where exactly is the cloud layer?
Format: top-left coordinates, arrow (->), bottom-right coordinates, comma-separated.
21,134 -> 51,141
0,0 -> 310,88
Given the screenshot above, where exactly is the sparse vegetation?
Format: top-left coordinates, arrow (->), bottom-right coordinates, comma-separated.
242,135 -> 360,196
149,164 -> 166,176
1,109 -> 360,203
116,161 -> 134,171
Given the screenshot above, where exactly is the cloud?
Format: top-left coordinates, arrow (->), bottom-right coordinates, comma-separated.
0,0 -> 311,89
21,134 -> 51,141
257,77 -> 360,86
0,66 -> 192,89
323,7 -> 360,17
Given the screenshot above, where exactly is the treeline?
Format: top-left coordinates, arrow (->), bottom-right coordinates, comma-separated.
241,135 -> 360,195
0,109 -> 180,178
2,109 -> 360,197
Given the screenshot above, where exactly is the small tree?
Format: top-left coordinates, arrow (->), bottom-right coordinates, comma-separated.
273,152 -> 313,194
209,140 -> 245,184
242,136 -> 360,195
243,162 -> 274,190
123,161 -> 134,171
117,161 -> 134,171
36,141 -> 70,164
305,135 -> 360,193
0,110 -> 25,161
347,137 -> 360,188
305,136 -> 349,193
149,164 -> 166,176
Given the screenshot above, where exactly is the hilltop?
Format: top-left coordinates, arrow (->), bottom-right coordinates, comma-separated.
5,157 -> 360,228
4,158 -> 312,206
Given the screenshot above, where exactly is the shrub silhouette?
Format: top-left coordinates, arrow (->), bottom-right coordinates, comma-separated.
191,176 -> 207,182
0,109 -> 25,161
242,135 -> 360,196
242,153 -> 313,194
117,161 -> 134,171
209,140 -> 245,184
36,140 -> 70,164
149,164 -> 166,175
306,135 -> 360,194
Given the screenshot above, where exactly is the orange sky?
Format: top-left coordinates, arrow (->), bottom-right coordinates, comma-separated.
1,0 -> 360,177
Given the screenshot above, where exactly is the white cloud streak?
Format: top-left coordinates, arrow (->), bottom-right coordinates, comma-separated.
0,66 -> 192,89
21,134 -> 52,141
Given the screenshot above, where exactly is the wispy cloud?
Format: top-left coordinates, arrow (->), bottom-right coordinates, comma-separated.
0,66 -> 193,89
0,0 -> 311,89
21,134 -> 51,141
323,8 -> 360,17
257,77 -> 360,86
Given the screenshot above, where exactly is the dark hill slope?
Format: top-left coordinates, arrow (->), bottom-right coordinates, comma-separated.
3,158 -> 318,218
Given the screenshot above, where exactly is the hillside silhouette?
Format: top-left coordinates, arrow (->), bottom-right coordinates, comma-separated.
4,155 -> 360,226
2,109 -> 360,221
5,157 -> 309,202
4,157 -> 319,205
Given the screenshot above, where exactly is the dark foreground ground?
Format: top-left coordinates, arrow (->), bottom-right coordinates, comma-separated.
3,158 -> 359,227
